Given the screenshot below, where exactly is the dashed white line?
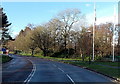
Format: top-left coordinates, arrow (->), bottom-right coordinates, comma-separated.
24,59 -> 36,84
58,67 -> 65,73
53,64 -> 75,84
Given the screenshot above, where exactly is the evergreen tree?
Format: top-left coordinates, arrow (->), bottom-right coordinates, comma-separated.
0,7 -> 12,46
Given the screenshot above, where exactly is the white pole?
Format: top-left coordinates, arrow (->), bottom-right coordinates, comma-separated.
112,5 -> 116,62
0,1 -> 2,49
92,2 -> 96,61
0,0 -> 2,7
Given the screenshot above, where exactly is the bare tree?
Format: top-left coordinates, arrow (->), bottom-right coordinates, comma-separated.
57,9 -> 81,50
47,18 -> 64,51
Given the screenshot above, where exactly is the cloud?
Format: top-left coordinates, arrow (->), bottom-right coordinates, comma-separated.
86,13 -> 118,26
96,16 -> 113,24
85,4 -> 91,7
86,13 -> 94,26
12,31 -> 19,38
96,15 -> 118,25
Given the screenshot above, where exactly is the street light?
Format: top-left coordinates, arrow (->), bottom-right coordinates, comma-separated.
87,30 -> 92,64
92,2 -> 96,62
112,5 -> 116,62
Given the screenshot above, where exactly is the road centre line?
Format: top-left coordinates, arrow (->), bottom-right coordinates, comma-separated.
58,67 -> 64,73
24,59 -> 36,84
59,67 -> 75,84
53,64 -> 75,84
66,74 -> 75,84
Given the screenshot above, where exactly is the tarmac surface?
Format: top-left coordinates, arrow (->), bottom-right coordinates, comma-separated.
2,55 -> 114,84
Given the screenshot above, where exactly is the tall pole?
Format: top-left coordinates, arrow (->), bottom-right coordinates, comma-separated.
112,5 -> 116,62
0,0 -> 2,7
92,2 -> 96,61
0,2 -> 2,84
0,1 -> 2,49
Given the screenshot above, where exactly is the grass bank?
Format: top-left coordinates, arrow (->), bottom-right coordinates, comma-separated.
0,54 -> 12,63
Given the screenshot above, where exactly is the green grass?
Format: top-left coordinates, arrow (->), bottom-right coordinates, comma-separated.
35,55 -> 81,61
20,52 -> 32,56
9,51 -> 15,54
64,61 -> 120,79
94,62 -> 120,67
0,54 -> 12,63
0,51 -> 2,54
20,53 -> 82,61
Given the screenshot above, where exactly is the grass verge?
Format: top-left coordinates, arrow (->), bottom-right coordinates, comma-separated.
0,54 -> 12,63
20,53 -> 82,61
64,61 -> 120,79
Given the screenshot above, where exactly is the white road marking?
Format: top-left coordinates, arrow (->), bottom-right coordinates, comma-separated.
24,59 -> 36,84
58,67 -> 64,73
54,65 -> 75,84
66,74 -> 75,84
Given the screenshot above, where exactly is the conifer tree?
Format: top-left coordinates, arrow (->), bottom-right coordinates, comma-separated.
0,7 -> 12,46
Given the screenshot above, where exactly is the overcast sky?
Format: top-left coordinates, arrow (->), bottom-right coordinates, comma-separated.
2,2 -> 118,38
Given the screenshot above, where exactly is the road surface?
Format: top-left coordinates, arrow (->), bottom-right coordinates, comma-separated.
2,55 -> 114,83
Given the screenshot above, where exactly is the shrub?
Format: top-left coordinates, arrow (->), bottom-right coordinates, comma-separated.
50,48 -> 75,58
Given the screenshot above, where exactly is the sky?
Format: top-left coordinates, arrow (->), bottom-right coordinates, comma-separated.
1,2 -> 118,38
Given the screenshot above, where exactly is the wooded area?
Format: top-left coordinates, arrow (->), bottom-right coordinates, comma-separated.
0,8 -> 119,61
6,9 -> 120,61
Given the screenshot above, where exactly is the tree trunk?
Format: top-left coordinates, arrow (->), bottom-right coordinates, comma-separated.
82,54 -> 84,62
64,36 -> 67,50
31,50 -> 34,56
43,50 -> 47,56
74,43 -> 77,54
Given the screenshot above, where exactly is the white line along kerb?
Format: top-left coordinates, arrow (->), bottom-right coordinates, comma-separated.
24,59 -> 36,84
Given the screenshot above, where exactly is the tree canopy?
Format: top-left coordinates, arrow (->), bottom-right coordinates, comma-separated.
7,8 -> 120,61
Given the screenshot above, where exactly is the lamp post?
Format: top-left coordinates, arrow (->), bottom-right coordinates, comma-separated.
112,5 -> 116,62
87,30 -> 92,64
92,2 -> 96,62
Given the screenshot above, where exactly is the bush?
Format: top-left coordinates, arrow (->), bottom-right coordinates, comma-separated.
50,48 -> 75,58
14,50 -> 22,54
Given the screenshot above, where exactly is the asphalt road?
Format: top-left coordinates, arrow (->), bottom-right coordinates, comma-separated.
2,55 -> 33,83
2,55 -> 114,84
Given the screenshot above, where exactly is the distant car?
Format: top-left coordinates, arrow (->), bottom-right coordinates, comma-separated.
2,48 -> 6,54
6,49 -> 9,55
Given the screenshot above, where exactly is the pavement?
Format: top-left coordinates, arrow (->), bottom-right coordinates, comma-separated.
2,55 -> 114,83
